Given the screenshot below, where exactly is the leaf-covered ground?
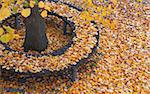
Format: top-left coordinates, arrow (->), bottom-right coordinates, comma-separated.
1,0 -> 150,94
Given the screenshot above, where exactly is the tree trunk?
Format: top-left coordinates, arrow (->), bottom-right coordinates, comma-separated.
23,5 -> 48,52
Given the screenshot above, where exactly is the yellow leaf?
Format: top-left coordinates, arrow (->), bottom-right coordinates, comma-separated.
99,17 -> 103,23
38,1 -> 44,8
99,0 -> 103,2
44,4 -> 51,11
1,1 -> 10,7
41,10 -> 48,18
101,19 -> 107,27
105,19 -> 111,25
101,7 -> 107,17
137,0 -> 143,2
30,1 -> 35,8
80,11 -> 89,19
0,28 -> 4,36
135,3 -> 139,9
12,6 -> 19,13
16,0 -> 25,5
112,0 -> 117,6
96,6 -> 102,12
108,4 -> 112,10
93,13 -> 99,20
0,7 -> 11,21
3,25 -> 15,33
0,34 -> 13,43
21,8 -> 31,18
110,20 -> 117,29
14,34 -> 20,39
110,22 -> 116,30
107,5 -> 112,15
87,0 -> 93,6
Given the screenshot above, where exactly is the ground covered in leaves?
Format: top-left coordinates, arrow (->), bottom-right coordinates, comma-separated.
0,0 -> 150,94
8,23 -> 71,54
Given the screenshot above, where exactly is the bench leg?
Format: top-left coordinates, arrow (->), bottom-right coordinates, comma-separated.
63,21 -> 67,35
70,66 -> 77,82
15,14 -> 20,29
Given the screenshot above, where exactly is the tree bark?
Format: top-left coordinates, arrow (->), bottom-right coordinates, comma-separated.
23,5 -> 48,52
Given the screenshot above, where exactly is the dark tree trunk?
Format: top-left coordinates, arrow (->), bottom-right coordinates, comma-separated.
23,5 -> 48,52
